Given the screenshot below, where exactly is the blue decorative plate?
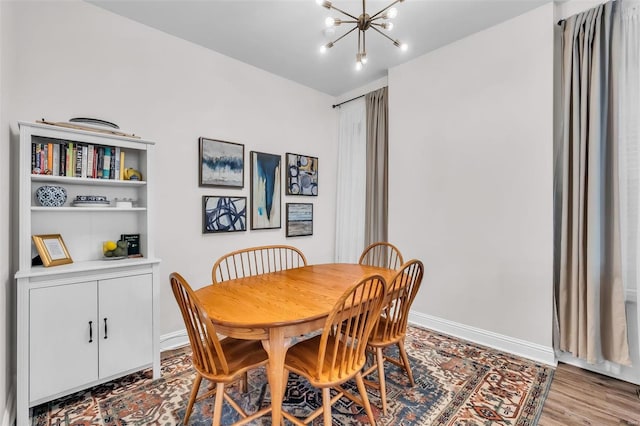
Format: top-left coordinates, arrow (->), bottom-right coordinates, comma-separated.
35,185 -> 67,207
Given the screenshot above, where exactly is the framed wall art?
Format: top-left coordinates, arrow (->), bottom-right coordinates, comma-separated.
286,153 -> 318,196
199,137 -> 244,188
202,196 -> 247,233
32,234 -> 73,267
286,203 -> 313,237
250,151 -> 281,230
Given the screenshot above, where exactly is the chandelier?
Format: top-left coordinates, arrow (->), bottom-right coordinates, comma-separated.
316,0 -> 408,70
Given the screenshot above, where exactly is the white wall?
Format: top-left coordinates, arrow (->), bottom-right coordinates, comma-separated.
0,1 -> 15,424
1,0 -> 336,386
389,3 -> 555,362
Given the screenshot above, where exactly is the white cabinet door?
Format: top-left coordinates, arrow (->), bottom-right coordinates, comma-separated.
29,281 -> 98,402
98,274 -> 153,378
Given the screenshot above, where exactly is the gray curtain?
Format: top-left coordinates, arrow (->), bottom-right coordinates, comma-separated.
364,87 -> 388,246
556,1 -> 631,365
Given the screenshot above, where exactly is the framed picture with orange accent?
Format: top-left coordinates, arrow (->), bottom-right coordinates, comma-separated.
286,153 -> 318,196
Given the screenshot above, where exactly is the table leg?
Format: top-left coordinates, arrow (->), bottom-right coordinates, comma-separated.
262,327 -> 287,425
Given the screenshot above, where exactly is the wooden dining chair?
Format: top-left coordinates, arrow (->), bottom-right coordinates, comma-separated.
281,274 -> 387,425
362,259 -> 424,415
211,244 -> 308,283
359,242 -> 404,270
170,272 -> 272,426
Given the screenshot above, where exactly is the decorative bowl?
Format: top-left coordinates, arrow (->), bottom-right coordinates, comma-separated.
35,185 -> 67,207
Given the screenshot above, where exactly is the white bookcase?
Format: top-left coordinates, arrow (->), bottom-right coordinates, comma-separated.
14,121 -> 161,426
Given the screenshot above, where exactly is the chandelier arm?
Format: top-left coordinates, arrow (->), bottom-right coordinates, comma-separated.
329,25 -> 359,46
328,4 -> 359,20
370,25 -> 399,44
370,0 -> 402,20
363,29 -> 366,54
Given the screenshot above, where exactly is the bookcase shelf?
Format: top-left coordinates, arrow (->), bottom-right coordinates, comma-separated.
15,121 -> 161,426
31,207 -> 147,212
31,174 -> 147,187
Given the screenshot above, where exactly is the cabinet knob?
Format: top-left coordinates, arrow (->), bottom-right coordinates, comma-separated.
88,321 -> 93,343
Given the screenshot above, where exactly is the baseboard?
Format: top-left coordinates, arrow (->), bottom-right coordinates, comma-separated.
1,385 -> 15,426
409,311 -> 557,366
160,329 -> 189,352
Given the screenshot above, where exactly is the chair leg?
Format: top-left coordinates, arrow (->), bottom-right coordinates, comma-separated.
355,372 -> 376,425
184,373 -> 202,424
322,387 -> 332,425
240,371 -> 248,393
375,347 -> 388,415
397,340 -> 415,386
212,382 -> 225,426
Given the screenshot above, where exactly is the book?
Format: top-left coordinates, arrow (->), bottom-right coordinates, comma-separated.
66,143 -> 74,176
120,234 -> 140,256
102,147 -> 111,179
75,144 -> 83,177
34,144 -> 41,173
81,145 -> 88,178
119,151 -> 125,180
114,147 -> 121,180
87,145 -> 94,178
60,143 -> 67,176
109,147 -> 116,180
47,143 -> 53,173
52,144 -> 60,176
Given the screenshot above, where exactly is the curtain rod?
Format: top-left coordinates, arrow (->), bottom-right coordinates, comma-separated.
332,94 -> 365,109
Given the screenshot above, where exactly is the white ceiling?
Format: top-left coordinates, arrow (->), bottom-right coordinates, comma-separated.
88,0 -> 549,96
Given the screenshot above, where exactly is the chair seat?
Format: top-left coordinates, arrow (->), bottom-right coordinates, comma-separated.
198,338 -> 268,383
285,335 -> 367,387
367,316 -> 405,347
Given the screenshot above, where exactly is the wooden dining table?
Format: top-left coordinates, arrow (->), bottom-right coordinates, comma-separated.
194,263 -> 398,425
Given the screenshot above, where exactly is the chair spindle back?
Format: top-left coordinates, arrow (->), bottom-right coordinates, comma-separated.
212,245 -> 308,283
359,242 -> 404,270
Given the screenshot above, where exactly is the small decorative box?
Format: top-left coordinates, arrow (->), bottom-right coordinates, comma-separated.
35,185 -> 67,207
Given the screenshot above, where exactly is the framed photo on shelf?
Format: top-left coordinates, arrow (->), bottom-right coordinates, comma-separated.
202,196 -> 247,233
250,151 -> 282,230
286,203 -> 313,237
286,153 -> 318,196
32,234 -> 73,267
199,137 -> 244,188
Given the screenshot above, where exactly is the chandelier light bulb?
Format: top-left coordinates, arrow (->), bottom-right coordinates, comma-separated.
325,17 -> 336,27
382,22 -> 394,31
400,42 -> 408,51
361,52 -> 368,64
320,41 -> 334,53
316,0 -> 332,9
355,61 -> 363,71
385,7 -> 398,19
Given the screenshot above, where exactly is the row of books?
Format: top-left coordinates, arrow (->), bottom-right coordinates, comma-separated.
31,142 -> 126,180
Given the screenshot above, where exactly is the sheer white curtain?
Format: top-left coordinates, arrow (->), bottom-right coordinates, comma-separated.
334,98 -> 366,263
617,0 -> 640,352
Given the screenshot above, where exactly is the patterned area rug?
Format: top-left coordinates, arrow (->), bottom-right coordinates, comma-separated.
31,326 -> 554,425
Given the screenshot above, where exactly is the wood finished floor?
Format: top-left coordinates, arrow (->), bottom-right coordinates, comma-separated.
539,362 -> 640,425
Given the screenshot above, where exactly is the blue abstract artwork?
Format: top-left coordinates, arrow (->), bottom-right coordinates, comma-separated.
286,203 -> 313,237
199,138 -> 244,188
202,196 -> 246,233
250,151 -> 281,229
